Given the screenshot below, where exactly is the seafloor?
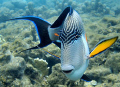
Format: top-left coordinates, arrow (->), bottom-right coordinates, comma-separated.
0,0 -> 120,87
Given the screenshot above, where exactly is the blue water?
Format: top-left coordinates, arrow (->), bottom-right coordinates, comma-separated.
0,0 -> 119,21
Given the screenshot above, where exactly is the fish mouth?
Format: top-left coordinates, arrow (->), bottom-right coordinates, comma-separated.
62,69 -> 73,74
61,65 -> 74,74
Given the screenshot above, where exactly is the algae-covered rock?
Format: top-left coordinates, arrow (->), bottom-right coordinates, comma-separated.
103,74 -> 118,83
113,83 -> 120,87
0,35 -> 5,44
3,57 -> 26,78
1,42 -> 10,53
84,80 -> 97,87
24,64 -> 42,85
105,53 -> 120,73
0,81 -> 4,87
11,78 -> 22,87
100,73 -> 120,87
0,7 -> 15,22
3,2 -> 14,9
11,75 -> 41,87
44,9 -> 58,18
102,17 -> 119,26
85,66 -> 111,82
25,2 -> 34,15
34,58 -> 49,76
115,7 -> 120,15
11,0 -> 26,9
35,5 -> 47,17
0,56 -> 26,86
9,63 -> 42,86
53,0 -> 78,12
0,54 -> 11,65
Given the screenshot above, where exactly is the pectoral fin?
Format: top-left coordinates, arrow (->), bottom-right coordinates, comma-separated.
89,36 -> 118,58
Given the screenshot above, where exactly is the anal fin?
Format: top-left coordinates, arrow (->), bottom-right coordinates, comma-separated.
81,74 -> 92,82
18,44 -> 40,53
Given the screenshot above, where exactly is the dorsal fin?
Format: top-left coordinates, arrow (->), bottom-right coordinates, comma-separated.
51,7 -> 73,28
69,7 -> 73,15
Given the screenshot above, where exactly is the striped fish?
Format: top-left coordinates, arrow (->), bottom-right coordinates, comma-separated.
10,7 -> 118,81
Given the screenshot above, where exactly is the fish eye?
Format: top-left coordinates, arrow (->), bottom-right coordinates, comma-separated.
75,35 -> 79,39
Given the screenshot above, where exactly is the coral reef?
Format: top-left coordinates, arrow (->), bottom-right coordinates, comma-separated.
0,7 -> 13,22
0,0 -> 120,86
114,7 -> 120,16
53,0 -> 78,10
25,2 -> 35,15
0,49 -> 50,86
105,53 -> 120,73
81,0 -> 110,16
0,54 -> 26,86
102,17 -> 119,26
34,58 -> 49,76
11,0 -> 26,9
0,35 -> 6,44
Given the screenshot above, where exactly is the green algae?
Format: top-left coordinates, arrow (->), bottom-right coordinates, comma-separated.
34,58 -> 49,77
102,17 -> 119,26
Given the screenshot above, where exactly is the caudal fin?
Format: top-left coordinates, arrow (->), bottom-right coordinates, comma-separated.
89,36 -> 118,58
10,16 -> 52,48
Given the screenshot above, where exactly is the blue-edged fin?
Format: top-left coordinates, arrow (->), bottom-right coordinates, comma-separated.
81,74 -> 92,82
48,7 -> 73,41
89,36 -> 118,58
10,16 -> 52,51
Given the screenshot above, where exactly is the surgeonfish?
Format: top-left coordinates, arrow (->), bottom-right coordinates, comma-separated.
10,7 -> 118,81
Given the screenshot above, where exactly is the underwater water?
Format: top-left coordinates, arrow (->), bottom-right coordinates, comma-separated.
0,0 -> 120,87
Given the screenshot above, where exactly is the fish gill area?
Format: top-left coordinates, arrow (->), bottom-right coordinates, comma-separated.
0,0 -> 120,87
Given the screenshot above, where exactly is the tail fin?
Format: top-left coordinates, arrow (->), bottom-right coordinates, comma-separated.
89,36 -> 118,58
10,16 -> 52,49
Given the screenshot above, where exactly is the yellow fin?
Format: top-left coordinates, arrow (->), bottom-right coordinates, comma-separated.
89,36 -> 118,58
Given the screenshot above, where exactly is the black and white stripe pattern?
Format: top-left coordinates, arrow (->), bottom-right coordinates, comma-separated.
59,10 -> 84,46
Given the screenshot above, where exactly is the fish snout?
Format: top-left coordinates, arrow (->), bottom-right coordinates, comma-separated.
61,65 -> 74,74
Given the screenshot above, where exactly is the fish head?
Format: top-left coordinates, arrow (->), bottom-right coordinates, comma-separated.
59,8 -> 89,80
